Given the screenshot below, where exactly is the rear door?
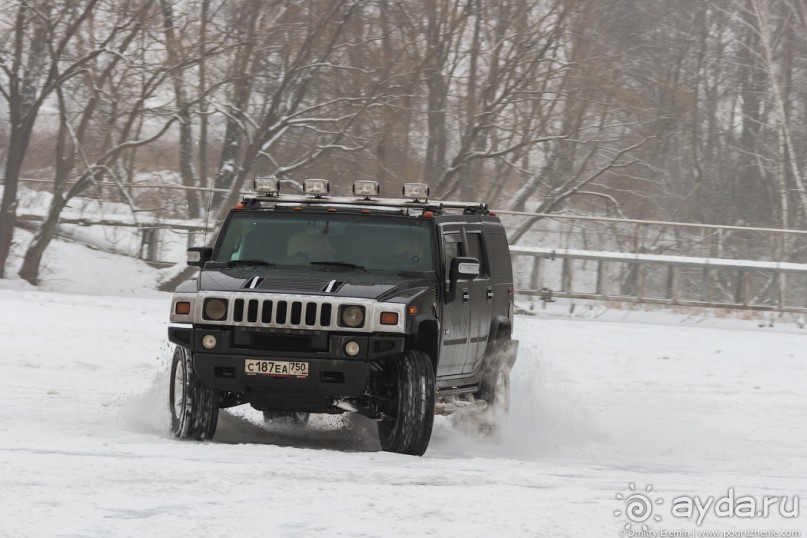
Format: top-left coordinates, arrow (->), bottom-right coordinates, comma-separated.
462,227 -> 493,374
437,226 -> 470,377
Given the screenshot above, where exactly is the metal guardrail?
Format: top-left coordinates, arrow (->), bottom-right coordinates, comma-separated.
510,246 -> 807,313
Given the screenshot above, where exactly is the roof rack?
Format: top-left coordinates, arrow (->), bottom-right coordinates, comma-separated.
241,194 -> 489,215
245,178 -> 490,215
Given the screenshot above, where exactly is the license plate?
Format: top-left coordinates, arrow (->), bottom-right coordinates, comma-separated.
244,359 -> 309,378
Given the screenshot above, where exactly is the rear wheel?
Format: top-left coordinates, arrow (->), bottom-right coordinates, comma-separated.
476,358 -> 511,433
377,350 -> 435,456
169,347 -> 219,440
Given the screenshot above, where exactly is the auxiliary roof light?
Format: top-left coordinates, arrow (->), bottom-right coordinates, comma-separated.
402,183 -> 430,201
304,178 -> 330,196
253,176 -> 280,196
353,180 -> 380,198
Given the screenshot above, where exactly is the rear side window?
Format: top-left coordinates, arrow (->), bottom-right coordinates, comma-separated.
464,232 -> 487,277
485,232 -> 512,276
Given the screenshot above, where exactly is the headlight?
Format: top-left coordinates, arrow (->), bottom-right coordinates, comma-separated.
203,298 -> 228,321
340,305 -> 365,328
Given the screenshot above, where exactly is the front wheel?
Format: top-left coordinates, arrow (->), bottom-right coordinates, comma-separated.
376,350 -> 435,456
169,347 -> 219,440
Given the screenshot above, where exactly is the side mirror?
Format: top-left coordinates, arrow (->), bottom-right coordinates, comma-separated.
446,257 -> 479,302
451,256 -> 480,281
187,247 -> 213,267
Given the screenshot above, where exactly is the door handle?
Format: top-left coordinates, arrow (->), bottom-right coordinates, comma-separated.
462,288 -> 470,304
487,286 -> 494,302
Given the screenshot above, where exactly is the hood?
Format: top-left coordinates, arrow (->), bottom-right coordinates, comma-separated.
197,266 -> 435,301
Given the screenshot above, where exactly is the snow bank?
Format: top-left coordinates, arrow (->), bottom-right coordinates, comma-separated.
0,221 -> 804,536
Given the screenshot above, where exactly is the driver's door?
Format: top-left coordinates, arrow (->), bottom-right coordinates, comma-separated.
437,227 -> 470,377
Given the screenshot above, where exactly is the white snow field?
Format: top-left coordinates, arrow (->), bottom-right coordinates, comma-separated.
1,236 -> 805,537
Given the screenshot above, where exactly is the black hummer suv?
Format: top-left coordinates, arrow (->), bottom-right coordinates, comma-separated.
168,179 -> 518,456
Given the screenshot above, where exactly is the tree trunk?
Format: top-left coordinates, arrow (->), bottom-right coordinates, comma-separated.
0,125 -> 34,277
18,193 -> 69,284
423,0 -> 448,182
160,0 -> 200,219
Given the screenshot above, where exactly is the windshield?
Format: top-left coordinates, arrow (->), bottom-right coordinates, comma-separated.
211,211 -> 435,273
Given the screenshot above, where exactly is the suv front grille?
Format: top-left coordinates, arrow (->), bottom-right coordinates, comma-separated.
232,298 -> 332,328
193,292 -> 405,333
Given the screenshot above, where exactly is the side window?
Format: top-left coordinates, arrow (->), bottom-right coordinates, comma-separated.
464,232 -> 487,277
443,233 -> 463,281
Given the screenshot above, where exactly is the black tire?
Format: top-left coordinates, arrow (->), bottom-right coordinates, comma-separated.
169,346 -> 219,440
377,350 -> 435,456
262,411 -> 310,425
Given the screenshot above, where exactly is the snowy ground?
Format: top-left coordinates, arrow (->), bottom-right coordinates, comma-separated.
1,235 -> 805,537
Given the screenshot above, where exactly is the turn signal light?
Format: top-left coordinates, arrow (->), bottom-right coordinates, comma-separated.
380,312 -> 399,325
175,302 -> 191,315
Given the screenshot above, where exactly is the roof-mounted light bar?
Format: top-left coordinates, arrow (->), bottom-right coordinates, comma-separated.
353,180 -> 379,199
254,176 -> 280,196
403,183 -> 430,202
304,178 -> 330,197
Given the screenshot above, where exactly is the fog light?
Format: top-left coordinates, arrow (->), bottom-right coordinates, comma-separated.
402,182 -> 430,201
304,178 -> 330,196
254,176 -> 279,195
345,341 -> 360,357
202,335 -> 217,350
353,180 -> 379,198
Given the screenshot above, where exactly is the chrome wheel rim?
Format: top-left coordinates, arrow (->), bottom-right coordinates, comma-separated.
173,357 -> 186,418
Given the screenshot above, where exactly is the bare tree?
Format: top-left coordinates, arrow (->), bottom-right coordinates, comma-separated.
16,1 -> 183,284
0,0 -> 105,277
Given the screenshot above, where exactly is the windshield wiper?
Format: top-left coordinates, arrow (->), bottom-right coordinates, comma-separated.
223,259 -> 276,268
310,261 -> 369,273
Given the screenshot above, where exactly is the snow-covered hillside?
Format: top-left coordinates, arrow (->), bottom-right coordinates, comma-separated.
0,237 -> 805,537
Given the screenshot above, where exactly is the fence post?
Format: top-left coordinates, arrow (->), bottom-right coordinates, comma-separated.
561,257 -> 571,292
666,265 -> 676,301
596,260 -> 607,298
531,256 -> 543,294
734,270 -> 746,305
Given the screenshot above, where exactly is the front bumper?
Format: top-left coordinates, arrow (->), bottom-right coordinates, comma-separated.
192,353 -> 371,408
168,325 -> 404,402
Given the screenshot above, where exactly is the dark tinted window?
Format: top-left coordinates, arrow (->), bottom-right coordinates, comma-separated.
465,232 -> 487,277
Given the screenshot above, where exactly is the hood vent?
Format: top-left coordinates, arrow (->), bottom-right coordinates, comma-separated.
321,280 -> 345,294
243,276 -> 265,289
255,275 -> 334,293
